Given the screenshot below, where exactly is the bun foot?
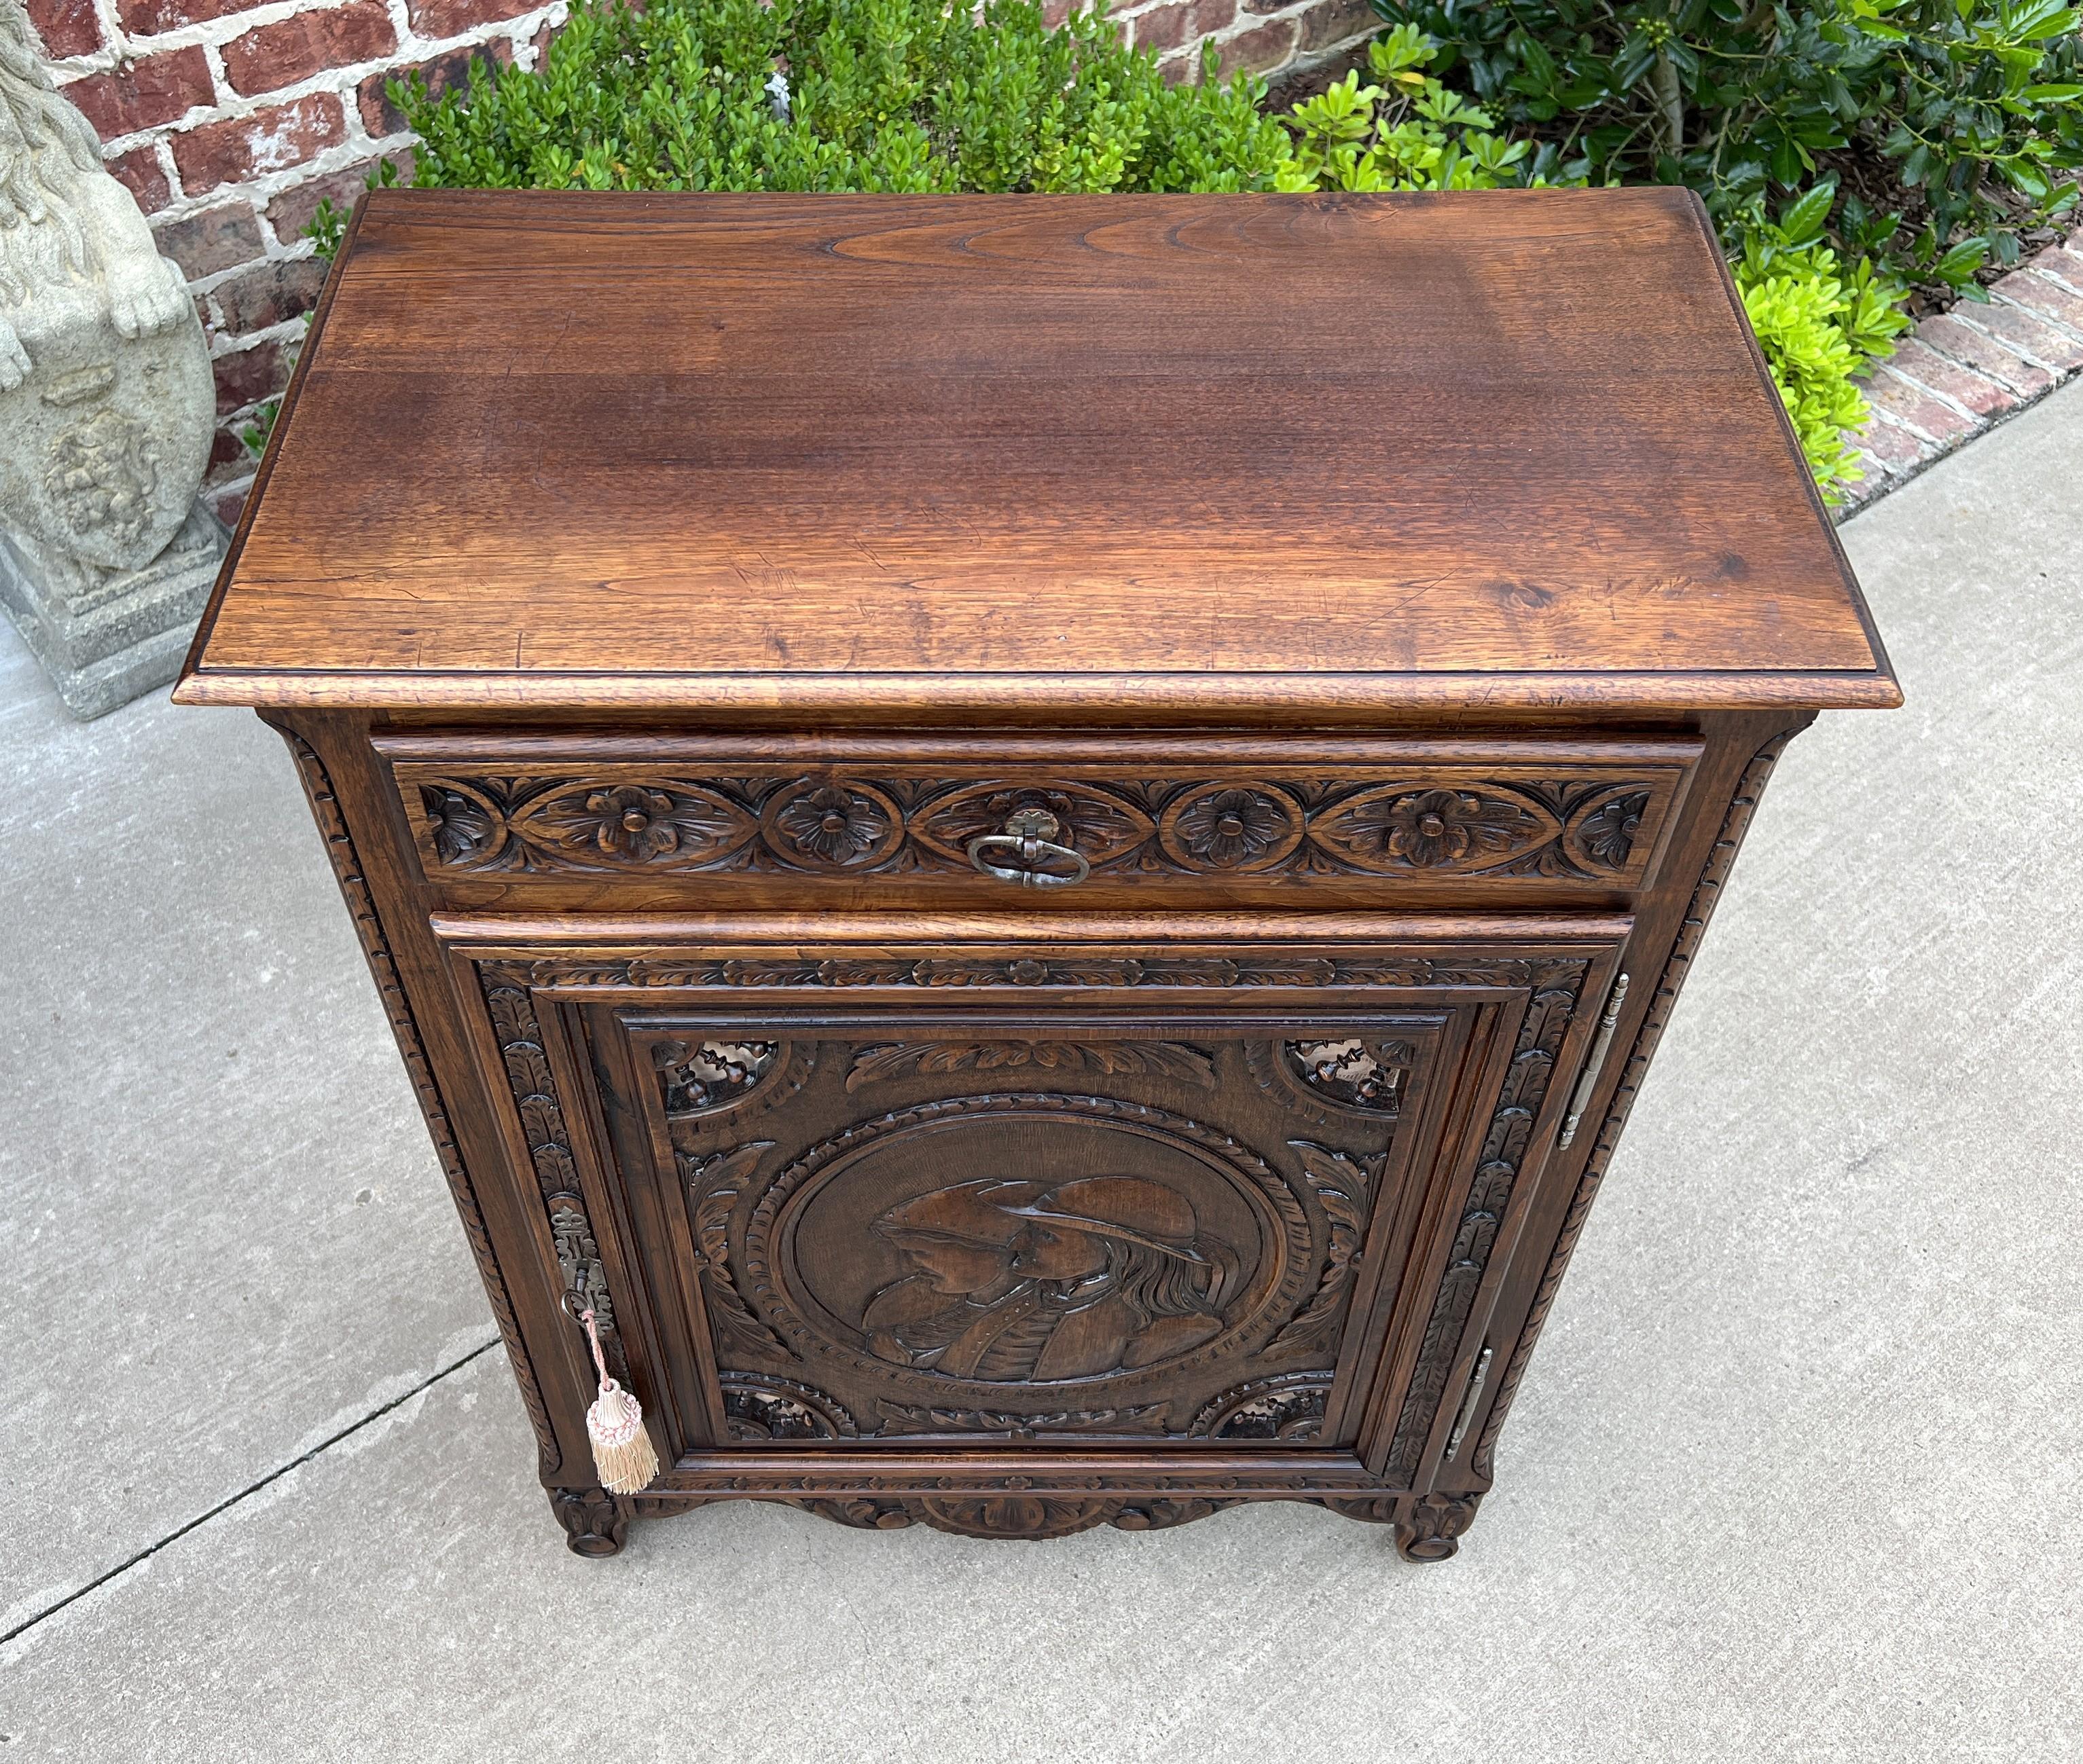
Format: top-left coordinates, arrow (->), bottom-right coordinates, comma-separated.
1395,1491 -> 1482,1562
551,1486 -> 628,1557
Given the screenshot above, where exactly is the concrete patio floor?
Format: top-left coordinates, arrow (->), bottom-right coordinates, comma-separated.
3,383 -> 2081,1762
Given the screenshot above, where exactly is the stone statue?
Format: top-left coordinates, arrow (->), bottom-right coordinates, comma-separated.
0,0 -> 226,718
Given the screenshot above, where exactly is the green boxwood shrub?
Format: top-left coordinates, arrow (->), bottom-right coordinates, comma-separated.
395,0 -> 1294,192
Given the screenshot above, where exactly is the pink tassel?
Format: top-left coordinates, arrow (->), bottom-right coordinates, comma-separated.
580,1307 -> 658,1495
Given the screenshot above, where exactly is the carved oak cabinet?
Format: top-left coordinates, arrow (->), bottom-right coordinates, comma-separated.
175,189 -> 1899,1560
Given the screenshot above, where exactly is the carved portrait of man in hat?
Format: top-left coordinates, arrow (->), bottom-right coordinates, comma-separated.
863,1173 -> 1242,1382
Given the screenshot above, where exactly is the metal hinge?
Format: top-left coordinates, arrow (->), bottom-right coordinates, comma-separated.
1444,1344 -> 1493,1463
1557,970 -> 1631,1149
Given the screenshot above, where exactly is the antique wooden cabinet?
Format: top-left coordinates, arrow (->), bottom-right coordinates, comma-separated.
176,188 -> 1898,1560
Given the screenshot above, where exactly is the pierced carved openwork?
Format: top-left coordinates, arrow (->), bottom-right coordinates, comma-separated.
721,1376 -> 858,1441
1191,1372 -> 1334,1440
1285,1038 -> 1414,1114
655,1040 -> 778,1114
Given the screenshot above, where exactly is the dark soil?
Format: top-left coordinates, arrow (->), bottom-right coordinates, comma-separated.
1808,142 -> 2074,315
1261,43 -> 1371,113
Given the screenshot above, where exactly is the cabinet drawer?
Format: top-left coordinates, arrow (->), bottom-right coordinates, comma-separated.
443,915 -> 1628,1490
384,734 -> 1699,897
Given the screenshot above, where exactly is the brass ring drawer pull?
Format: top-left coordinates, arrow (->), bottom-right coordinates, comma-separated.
966,808 -> 1090,887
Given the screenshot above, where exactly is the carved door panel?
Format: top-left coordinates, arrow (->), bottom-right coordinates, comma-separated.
458,925 -> 1626,1484
621,1017 -> 1451,1452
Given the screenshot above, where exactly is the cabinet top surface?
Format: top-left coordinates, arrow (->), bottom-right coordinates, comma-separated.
176,187 -> 1898,717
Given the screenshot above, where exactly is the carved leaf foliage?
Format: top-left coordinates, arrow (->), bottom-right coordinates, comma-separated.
483,985 -> 535,1044
815,959 -> 922,987
1112,1499 -> 1244,1530
410,771 -> 1670,880
1230,958 -> 1339,987
1570,788 -> 1650,870
1383,967 -> 1584,1478
502,1045 -> 558,1101
1309,785 -> 1559,875
515,1095 -> 564,1148
845,1040 -> 1217,1091
1269,1141 -> 1382,1355
875,1402 -> 1172,1436
683,1141 -> 792,1362
530,1144 -> 579,1193
1043,959 -> 1150,985
520,782 -> 750,868
719,959 -> 824,988
501,953 -> 1566,995
1136,958 -> 1240,987
911,782 -> 1153,867
419,784 -> 504,867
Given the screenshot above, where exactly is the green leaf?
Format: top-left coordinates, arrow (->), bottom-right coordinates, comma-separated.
1779,179 -> 1837,242
2002,0 -> 2078,39
2002,158 -> 2054,198
1936,236 -> 1990,278
1613,35 -> 1661,89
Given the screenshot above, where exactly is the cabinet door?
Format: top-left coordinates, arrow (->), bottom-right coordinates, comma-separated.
453,920 -> 1625,1489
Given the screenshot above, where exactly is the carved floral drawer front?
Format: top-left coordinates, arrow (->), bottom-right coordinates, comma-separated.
388,739 -> 1699,892
462,927 -> 1626,1485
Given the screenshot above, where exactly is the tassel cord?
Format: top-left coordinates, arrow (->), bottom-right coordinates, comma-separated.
578,1304 -> 659,1496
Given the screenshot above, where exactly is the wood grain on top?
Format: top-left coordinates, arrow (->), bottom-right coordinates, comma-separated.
175,187 -> 1898,715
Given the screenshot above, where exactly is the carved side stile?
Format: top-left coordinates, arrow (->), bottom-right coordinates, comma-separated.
1382,961 -> 1587,1480
1470,733 -> 1799,1480
476,973 -> 635,1384
278,731 -> 564,1478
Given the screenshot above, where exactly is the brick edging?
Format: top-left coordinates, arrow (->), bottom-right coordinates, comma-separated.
1839,231 -> 2083,518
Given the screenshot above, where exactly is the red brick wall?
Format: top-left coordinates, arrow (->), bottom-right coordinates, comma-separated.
35,0 -> 1374,521
33,0 -> 567,521
1094,0 -> 1376,82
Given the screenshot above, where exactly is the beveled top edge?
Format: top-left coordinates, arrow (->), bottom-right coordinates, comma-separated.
170,664 -> 1904,714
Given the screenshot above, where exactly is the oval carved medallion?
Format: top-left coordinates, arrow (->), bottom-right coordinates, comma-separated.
738,1095 -> 1316,1399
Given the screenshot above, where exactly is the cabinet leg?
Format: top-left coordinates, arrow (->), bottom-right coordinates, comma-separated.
1395,1491 -> 1483,1562
551,1486 -> 628,1557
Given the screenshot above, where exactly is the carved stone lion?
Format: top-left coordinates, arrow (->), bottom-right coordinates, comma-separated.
0,0 -> 212,580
